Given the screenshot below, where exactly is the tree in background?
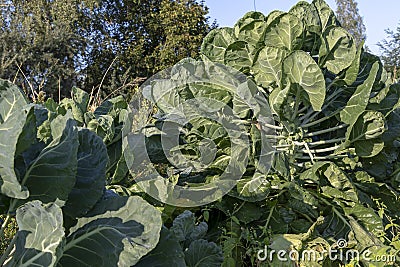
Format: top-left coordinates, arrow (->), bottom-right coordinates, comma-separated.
335,0 -> 366,47
378,24 -> 400,81
0,0 -> 97,99
81,0 -> 215,99
0,0 -> 214,100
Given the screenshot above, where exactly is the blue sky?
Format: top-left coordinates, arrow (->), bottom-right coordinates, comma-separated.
204,0 -> 400,55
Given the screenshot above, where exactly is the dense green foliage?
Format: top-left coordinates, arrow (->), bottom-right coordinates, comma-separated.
0,0 -> 214,100
0,0 -> 98,97
0,80 -> 161,266
130,0 -> 400,265
1,0 -> 400,266
0,81 -> 221,266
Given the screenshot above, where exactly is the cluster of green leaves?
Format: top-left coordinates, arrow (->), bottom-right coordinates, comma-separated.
2,0 -> 400,266
0,80 -> 223,266
137,210 -> 223,267
197,0 -> 400,265
135,58 -> 273,205
0,80 -> 163,265
121,0 -> 400,266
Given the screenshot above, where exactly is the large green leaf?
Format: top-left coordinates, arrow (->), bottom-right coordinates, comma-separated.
187,83 -> 233,108
94,95 -> 127,118
312,0 -> 338,31
252,46 -> 287,88
63,129 -> 108,218
283,50 -> 326,111
87,115 -> 115,143
289,1 -> 321,33
318,206 -> 350,240
170,210 -> 199,242
0,106 -> 32,199
354,139 -> 384,158
299,161 -> 328,183
340,62 -> 380,129
109,152 -> 129,184
235,19 -> 267,50
350,111 -> 386,141
346,217 -> 384,255
234,173 -> 270,201
354,52 -> 382,86
134,227 -> 186,267
58,196 -> 162,267
15,105 -> 39,158
170,210 -> 208,245
71,87 -> 89,114
234,11 -> 265,35
349,111 -> 386,157
0,81 -> 32,199
289,1 -> 322,54
224,41 -> 252,72
11,113 -> 79,210
269,83 -> 290,115
58,98 -> 85,125
136,210 -> 215,266
265,10 -> 285,26
288,183 -> 319,209
0,79 -> 28,123
344,204 -> 384,237
5,201 -> 65,267
184,240 -> 224,267
321,162 -> 358,203
343,41 -> 364,85
264,13 -> 304,51
381,90 -> 400,143
369,84 -> 400,115
319,26 -> 357,74
200,28 -> 236,63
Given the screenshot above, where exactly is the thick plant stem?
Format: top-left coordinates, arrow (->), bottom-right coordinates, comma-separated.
303,142 -> 315,164
300,87 -> 344,123
0,231 -> 17,265
265,135 -> 286,140
264,201 -> 277,229
300,145 -> 341,154
310,191 -> 351,227
308,138 -> 346,147
301,110 -> 341,128
304,124 -> 347,137
263,123 -> 283,130
297,105 -> 308,115
295,154 -> 348,160
273,144 -> 292,149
